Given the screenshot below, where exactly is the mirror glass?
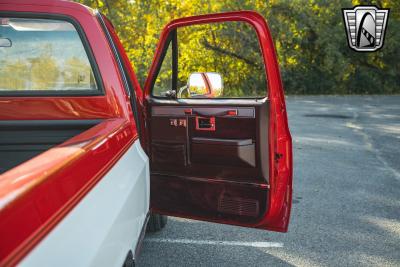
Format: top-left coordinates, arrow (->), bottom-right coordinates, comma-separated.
179,72 -> 223,98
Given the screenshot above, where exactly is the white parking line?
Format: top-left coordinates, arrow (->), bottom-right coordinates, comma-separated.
144,238 -> 284,248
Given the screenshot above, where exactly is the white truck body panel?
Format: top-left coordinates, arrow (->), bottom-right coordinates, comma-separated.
20,141 -> 149,267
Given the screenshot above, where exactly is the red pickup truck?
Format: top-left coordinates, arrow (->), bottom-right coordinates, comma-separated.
0,1 -> 292,266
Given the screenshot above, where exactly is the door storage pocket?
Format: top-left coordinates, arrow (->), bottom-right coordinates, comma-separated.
151,142 -> 187,170
191,137 -> 255,167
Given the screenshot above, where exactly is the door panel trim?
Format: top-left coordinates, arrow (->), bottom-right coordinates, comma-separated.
152,106 -> 255,118
191,137 -> 252,146
149,97 -> 268,106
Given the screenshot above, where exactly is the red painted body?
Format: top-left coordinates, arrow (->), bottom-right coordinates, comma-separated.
0,1 -> 139,265
144,11 -> 292,232
0,1 -> 292,266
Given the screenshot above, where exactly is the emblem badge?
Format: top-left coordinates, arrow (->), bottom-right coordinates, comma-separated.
342,6 -> 389,52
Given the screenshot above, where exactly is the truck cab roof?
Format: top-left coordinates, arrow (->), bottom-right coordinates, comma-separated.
1,0 -> 95,14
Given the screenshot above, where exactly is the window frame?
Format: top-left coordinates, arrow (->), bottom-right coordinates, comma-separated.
0,12 -> 104,97
150,29 -> 177,98
96,12 -> 142,140
150,21 -> 268,100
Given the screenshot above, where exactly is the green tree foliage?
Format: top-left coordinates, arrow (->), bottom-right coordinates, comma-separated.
0,51 -> 60,91
0,59 -> 29,90
63,57 -> 93,89
77,0 -> 399,94
30,54 -> 60,90
176,22 -> 267,97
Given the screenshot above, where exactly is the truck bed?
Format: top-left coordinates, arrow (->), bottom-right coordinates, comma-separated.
0,120 -> 101,174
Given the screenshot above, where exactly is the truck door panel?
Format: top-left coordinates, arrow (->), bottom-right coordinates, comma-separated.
145,11 -> 292,232
149,98 -> 270,224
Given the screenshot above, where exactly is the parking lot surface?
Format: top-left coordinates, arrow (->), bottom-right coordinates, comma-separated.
137,96 -> 400,267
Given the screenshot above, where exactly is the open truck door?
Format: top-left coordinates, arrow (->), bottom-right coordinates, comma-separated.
144,11 -> 292,232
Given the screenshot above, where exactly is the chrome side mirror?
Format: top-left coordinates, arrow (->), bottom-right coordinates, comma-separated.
181,72 -> 223,98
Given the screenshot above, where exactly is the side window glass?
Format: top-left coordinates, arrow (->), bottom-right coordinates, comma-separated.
152,22 -> 267,98
0,18 -> 98,93
153,42 -> 173,97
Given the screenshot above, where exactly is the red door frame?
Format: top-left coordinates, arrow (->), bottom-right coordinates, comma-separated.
144,11 -> 293,232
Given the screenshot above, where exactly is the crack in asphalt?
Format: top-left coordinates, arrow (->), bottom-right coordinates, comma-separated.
346,108 -> 400,182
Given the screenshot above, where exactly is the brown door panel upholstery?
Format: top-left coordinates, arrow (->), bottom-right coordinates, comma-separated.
191,137 -> 256,167
150,98 -> 269,181
151,174 -> 268,222
149,97 -> 270,221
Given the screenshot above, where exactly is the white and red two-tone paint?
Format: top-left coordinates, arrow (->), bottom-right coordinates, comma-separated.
0,1 -> 293,266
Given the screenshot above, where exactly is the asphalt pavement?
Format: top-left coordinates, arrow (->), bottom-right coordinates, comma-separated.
137,96 -> 400,267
